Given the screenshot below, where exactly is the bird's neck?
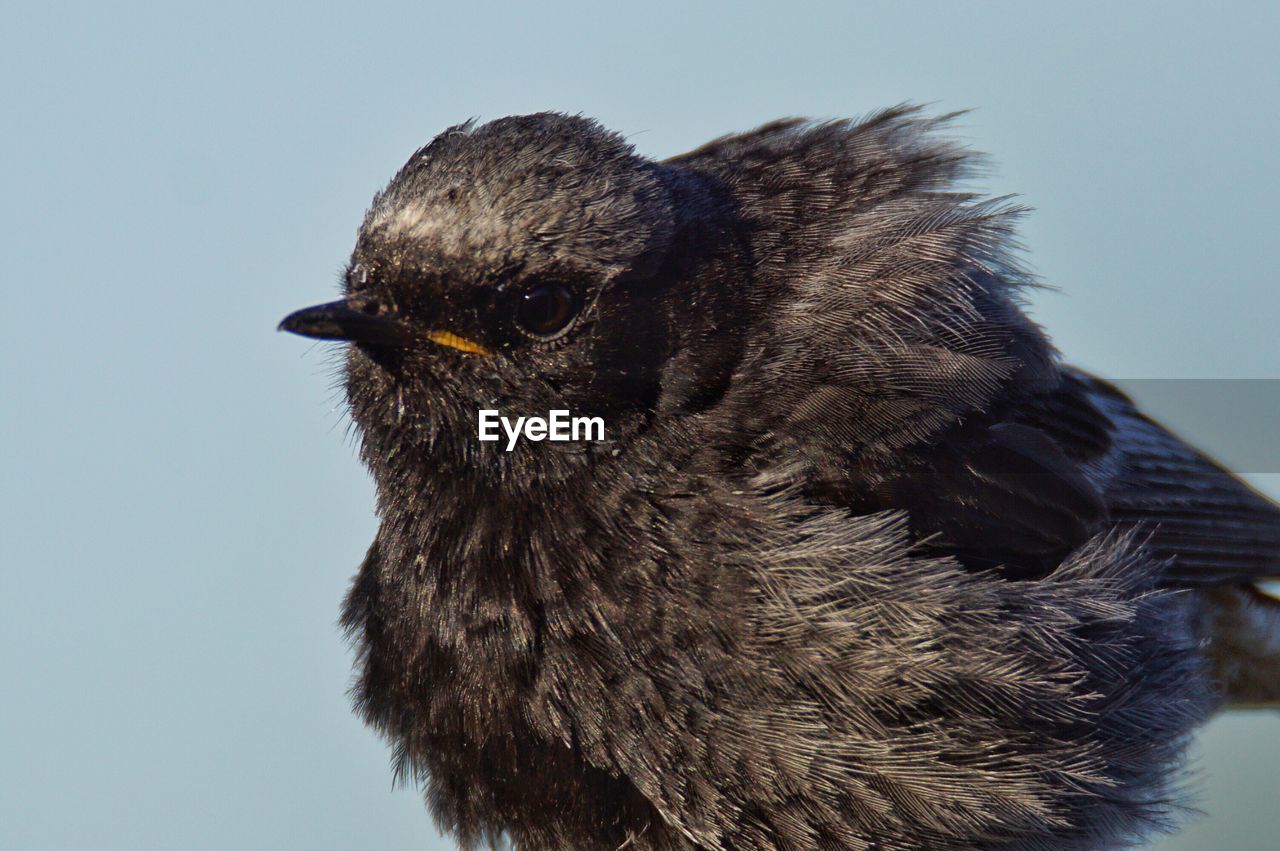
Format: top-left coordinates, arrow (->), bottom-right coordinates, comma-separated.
359,415 -> 713,663
345,418 -> 745,761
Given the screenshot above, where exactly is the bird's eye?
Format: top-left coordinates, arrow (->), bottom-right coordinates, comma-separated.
514,282 -> 580,339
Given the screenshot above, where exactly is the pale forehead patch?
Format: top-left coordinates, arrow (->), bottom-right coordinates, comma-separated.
366,193 -> 510,258
359,119 -> 673,276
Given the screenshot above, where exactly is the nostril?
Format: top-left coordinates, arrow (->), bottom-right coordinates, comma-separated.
351,296 -> 384,316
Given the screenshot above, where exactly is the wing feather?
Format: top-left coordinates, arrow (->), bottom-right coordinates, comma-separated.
1071,371 -> 1280,586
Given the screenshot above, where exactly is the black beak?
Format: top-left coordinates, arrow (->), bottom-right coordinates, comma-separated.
278,300 -> 414,347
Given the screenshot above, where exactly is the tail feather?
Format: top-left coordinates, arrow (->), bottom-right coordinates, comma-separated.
1203,587 -> 1280,707
1070,372 -> 1280,707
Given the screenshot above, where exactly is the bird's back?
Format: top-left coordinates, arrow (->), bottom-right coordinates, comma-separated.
673,107 -> 1280,709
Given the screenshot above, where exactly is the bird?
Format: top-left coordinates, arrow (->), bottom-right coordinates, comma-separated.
280,107 -> 1280,850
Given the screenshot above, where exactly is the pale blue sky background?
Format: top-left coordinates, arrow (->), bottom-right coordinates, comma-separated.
3,1 -> 1278,848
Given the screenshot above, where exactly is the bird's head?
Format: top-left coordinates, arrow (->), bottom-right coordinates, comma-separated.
284,108 -> 1055,496
281,113 -> 748,489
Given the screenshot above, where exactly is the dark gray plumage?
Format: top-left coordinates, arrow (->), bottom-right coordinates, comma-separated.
281,107 -> 1280,849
